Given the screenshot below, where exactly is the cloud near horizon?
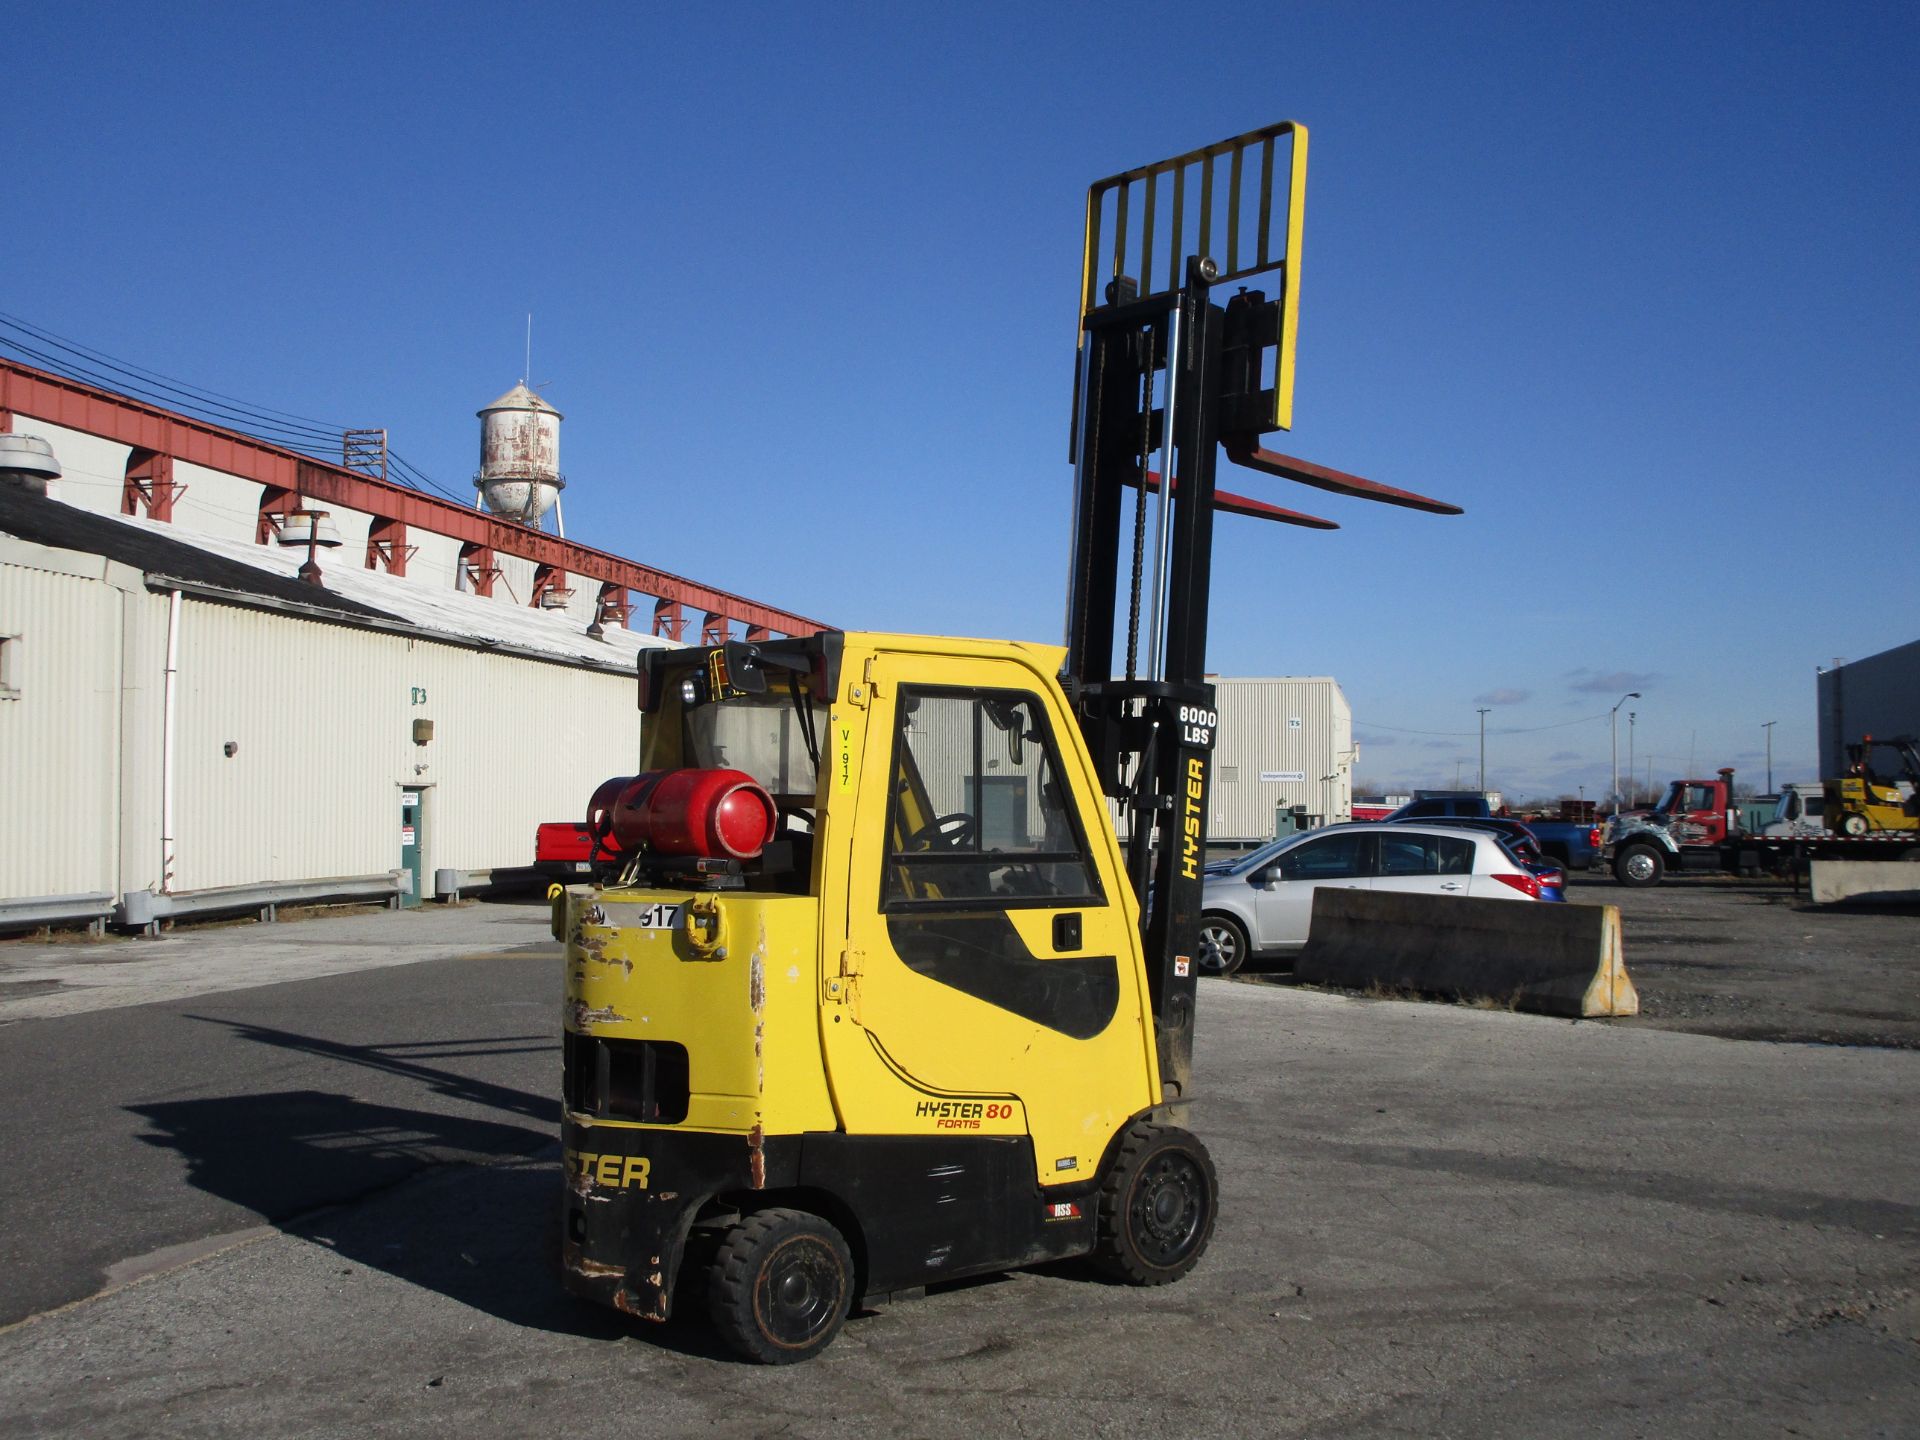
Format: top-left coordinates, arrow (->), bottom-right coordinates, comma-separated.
1473,688 -> 1531,706
1565,668 -> 1659,696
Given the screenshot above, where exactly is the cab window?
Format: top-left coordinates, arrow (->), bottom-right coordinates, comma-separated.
882,687 -> 1100,908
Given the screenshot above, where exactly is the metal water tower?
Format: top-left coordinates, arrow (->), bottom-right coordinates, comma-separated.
474,383 -> 565,533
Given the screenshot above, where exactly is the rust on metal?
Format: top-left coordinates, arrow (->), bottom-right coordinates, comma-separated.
611,1286 -> 669,1323
1141,469 -> 1336,529
0,355 -> 825,638
566,1252 -> 626,1281
569,1000 -> 630,1028
1222,436 -> 1463,516
747,1123 -> 767,1189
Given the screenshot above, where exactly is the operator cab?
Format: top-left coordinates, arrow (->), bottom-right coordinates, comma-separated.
589,634 -> 838,895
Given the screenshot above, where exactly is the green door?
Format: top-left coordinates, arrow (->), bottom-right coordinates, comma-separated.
400,790 -> 423,909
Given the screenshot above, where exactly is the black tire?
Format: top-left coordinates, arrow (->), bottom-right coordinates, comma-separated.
1837,811 -> 1869,837
707,1207 -> 854,1365
1088,1122 -> 1218,1286
1197,914 -> 1250,978
1613,843 -> 1665,887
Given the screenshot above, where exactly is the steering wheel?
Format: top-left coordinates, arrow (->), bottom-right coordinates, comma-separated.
905,812 -> 977,852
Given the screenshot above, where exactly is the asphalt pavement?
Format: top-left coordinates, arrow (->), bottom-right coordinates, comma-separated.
1,899 -> 1915,1437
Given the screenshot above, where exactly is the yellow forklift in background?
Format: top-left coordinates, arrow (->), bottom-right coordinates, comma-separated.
1824,735 -> 1920,836
553,122 -> 1459,1362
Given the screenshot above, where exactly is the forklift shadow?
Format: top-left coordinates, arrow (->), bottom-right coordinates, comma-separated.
127,1089 -> 790,1355
128,1089 -> 627,1338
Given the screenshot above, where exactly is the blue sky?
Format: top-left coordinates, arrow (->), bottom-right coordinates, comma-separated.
11,1 -> 1917,801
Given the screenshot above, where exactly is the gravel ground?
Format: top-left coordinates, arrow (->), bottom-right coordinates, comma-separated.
1245,870 -> 1920,1050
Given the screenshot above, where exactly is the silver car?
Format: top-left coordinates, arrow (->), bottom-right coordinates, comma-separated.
1197,822 -> 1549,976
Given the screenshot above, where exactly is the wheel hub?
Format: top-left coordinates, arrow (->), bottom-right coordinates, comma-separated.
759,1238 -> 841,1343
1131,1153 -> 1206,1265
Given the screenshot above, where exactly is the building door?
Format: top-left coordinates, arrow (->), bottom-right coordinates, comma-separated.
399,789 -> 424,909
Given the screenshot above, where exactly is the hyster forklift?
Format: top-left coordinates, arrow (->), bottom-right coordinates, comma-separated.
554,121 -> 1459,1362
1825,735 -> 1920,836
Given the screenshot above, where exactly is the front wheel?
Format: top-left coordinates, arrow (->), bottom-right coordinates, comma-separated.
1613,843 -> 1665,887
1088,1122 -> 1218,1286
1837,811 -> 1869,837
1197,914 -> 1250,977
707,1207 -> 854,1365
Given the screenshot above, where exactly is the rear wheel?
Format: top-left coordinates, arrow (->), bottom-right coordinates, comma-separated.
1197,914 -> 1249,977
1088,1122 -> 1218,1286
1614,843 -> 1665,887
707,1208 -> 854,1365
1837,811 -> 1869,837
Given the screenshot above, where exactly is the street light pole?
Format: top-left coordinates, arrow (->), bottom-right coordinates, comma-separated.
1610,691 -> 1641,815
1762,720 -> 1776,793
1477,708 -> 1490,794
1627,711 -> 1636,805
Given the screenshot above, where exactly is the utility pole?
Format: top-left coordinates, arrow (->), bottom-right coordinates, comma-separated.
1627,711 -> 1636,804
1762,720 -> 1776,793
1610,691 -> 1641,815
1477,708 -> 1491,793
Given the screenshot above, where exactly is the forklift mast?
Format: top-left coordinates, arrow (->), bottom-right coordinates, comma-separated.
1061,123 -> 1459,1104
1844,735 -> 1920,784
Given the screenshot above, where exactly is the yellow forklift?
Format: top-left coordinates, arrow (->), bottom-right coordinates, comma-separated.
554,122 -> 1459,1362
1824,735 -> 1920,836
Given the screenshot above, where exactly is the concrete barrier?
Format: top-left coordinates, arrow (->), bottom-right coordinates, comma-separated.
1294,889 -> 1637,1018
1810,860 -> 1920,906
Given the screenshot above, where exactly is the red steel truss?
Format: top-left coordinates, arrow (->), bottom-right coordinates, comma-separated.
0,357 -> 823,639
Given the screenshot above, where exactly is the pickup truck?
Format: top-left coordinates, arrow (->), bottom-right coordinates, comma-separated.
1385,796 -> 1600,870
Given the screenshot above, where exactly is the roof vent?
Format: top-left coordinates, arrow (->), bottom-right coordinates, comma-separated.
0,434 -> 61,495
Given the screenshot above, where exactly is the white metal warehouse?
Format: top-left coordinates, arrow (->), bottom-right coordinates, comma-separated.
1205,675 -> 1355,842
0,356 -> 819,934
0,487 -> 668,932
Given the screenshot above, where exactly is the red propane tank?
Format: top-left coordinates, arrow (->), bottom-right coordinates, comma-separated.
587,769 -> 777,860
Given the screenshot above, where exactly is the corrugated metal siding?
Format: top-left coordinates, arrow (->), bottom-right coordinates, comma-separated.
1208,677 -> 1353,840
115,587 -> 170,896
0,556 -> 122,897
170,598 -> 638,891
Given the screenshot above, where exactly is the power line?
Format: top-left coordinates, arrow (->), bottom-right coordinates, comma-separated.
0,310 -> 350,433
0,312 -> 469,506
1355,710 -> 1611,739
0,332 -> 343,445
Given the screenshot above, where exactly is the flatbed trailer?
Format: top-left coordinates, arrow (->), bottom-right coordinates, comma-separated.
1600,768 -> 1920,886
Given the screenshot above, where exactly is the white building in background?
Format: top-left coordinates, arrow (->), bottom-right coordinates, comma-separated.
1206,676 -> 1355,842
0,355 -> 820,934
0,486 -> 672,932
